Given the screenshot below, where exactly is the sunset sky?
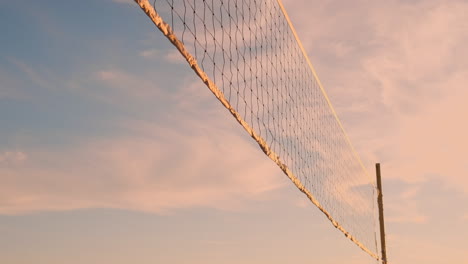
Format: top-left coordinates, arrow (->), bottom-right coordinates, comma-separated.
1,0 -> 468,263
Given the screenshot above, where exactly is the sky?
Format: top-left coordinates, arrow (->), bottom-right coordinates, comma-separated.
1,0 -> 468,263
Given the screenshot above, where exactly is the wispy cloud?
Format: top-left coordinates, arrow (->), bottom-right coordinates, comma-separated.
385,183 -> 427,224
92,68 -> 163,104
0,64 -> 286,215
111,0 -> 133,5
139,48 -> 160,58
0,116 -> 284,215
9,58 -> 55,90
165,49 -> 185,64
1,58 -> 66,102
0,151 -> 27,164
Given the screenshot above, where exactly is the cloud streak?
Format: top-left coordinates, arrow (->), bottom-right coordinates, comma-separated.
0,117 -> 284,215
0,64 -> 285,215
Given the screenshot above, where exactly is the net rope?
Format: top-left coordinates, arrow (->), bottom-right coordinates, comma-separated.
133,0 -> 380,259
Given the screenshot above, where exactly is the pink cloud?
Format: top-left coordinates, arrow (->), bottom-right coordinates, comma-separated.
281,0 -> 468,194
0,151 -> 27,164
0,109 -> 285,215
92,68 -> 163,104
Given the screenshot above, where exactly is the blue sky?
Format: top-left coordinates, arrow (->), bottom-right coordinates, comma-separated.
1,0 -> 468,263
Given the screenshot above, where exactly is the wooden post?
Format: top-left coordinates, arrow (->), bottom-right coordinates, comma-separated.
376,163 -> 388,264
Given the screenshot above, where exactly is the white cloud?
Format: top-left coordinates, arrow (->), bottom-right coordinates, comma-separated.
111,0 -> 133,4
165,49 -> 185,64
139,49 -> 160,58
93,68 -> 163,104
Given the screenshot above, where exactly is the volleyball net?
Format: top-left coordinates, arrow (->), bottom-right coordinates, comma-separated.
133,0 -> 381,259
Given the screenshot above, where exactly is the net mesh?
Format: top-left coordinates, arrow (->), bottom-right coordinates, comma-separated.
134,0 -> 380,259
